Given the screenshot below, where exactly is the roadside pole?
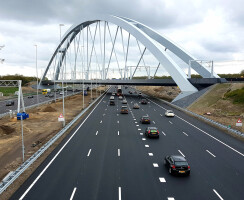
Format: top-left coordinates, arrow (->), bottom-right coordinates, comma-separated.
21,115 -> 25,162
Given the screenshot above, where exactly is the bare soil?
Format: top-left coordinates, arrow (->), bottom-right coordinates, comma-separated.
0,86 -> 106,185
187,83 -> 244,132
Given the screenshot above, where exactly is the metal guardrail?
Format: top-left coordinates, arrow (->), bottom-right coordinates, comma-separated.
143,94 -> 244,137
0,88 -> 108,195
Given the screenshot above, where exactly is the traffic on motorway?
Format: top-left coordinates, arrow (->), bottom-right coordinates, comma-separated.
10,86 -> 244,200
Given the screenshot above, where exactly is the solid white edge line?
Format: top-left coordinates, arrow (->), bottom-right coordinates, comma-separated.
206,150 -> 216,157
118,187 -> 121,200
118,149 -> 120,157
87,149 -> 92,157
213,189 -> 224,200
178,150 -> 185,157
148,98 -> 244,157
19,92 -> 107,200
70,187 -> 77,200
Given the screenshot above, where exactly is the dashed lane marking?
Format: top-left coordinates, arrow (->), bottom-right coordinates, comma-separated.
148,153 -> 153,156
118,149 -> 120,157
206,150 -> 216,157
183,132 -> 188,136
140,133 -> 143,135
213,189 -> 224,200
117,121 -> 119,123
142,138 -> 146,140
136,125 -> 139,126
100,120 -> 102,123
178,150 -> 185,157
118,131 -> 120,136
168,198 -> 175,200
145,145 -> 149,147
87,149 -> 92,157
96,131 -> 98,135
138,128 -> 141,130
153,163 -> 159,167
162,131 -> 166,136
70,187 -> 77,200
159,177 -> 166,182
153,121 -> 155,124
118,187 -> 122,200
169,121 -> 173,124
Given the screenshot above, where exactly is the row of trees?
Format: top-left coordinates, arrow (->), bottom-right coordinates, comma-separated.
0,74 -> 39,86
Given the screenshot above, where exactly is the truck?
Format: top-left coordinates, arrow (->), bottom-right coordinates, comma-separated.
117,85 -> 122,96
42,89 -> 51,95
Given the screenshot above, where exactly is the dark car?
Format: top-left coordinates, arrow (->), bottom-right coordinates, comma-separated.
140,116 -> 150,124
27,95 -> 34,98
110,100 -> 115,105
141,99 -> 147,104
138,92 -> 142,97
145,127 -> 159,138
6,100 -> 14,106
164,155 -> 190,176
48,94 -> 54,97
120,106 -> 128,114
129,91 -> 133,94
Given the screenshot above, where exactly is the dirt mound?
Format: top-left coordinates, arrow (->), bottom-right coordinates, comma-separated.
41,106 -> 57,112
0,125 -> 15,135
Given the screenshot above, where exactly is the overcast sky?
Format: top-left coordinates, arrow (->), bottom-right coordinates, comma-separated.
0,0 -> 243,78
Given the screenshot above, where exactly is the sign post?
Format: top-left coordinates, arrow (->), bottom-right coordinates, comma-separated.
58,114 -> 65,127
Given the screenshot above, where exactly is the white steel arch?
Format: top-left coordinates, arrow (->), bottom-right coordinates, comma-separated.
41,15 -> 215,98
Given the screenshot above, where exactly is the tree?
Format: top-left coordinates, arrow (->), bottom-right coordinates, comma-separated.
240,69 -> 244,74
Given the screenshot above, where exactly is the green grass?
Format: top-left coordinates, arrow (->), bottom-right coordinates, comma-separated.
0,87 -> 18,96
224,87 -> 244,104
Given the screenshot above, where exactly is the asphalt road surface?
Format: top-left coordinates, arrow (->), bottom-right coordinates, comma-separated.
10,86 -> 244,200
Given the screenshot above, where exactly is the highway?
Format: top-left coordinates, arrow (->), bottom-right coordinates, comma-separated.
10,86 -> 244,200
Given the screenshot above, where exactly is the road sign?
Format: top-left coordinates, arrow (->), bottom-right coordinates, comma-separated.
236,118 -> 242,127
58,114 -> 64,122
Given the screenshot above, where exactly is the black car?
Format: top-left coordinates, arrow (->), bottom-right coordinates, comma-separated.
145,127 -> 159,138
109,100 -> 115,105
141,99 -> 147,104
164,155 -> 190,176
27,95 -> 34,98
6,100 -> 14,106
140,116 -> 150,124
48,94 -> 54,97
120,106 -> 128,114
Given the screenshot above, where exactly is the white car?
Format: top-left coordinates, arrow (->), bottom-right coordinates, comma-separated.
118,96 -> 123,100
165,110 -> 175,117
110,96 -> 115,100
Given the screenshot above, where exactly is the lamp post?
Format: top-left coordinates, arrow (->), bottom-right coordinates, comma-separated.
34,44 -> 39,104
0,45 -> 5,64
59,24 -> 65,42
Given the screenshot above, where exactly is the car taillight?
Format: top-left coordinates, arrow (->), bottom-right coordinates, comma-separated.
172,165 -> 176,169
148,130 -> 150,133
188,165 -> 190,169
157,130 -> 159,134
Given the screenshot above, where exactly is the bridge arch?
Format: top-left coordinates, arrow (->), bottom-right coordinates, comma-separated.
41,15 -> 218,98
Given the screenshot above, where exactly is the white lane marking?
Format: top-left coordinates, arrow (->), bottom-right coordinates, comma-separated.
148,153 -> 153,156
175,115 -> 244,157
160,114 -> 162,116
100,120 -> 102,123
213,189 -> 224,200
206,150 -> 216,157
70,187 -> 77,200
118,131 -> 120,136
178,150 -> 185,157
117,120 -> 119,123
118,187 -> 122,200
19,92 -> 107,200
153,163 -> 159,167
136,125 -> 139,126
162,131 -> 166,136
117,109 -> 118,111
105,108 -> 107,111
168,198 -> 175,200
140,133 -> 143,135
148,97 -> 244,157
118,149 -> 120,157
134,119 -> 136,120
103,113 -> 105,116
169,121 -> 173,124
142,109 -> 144,111
159,177 -> 166,182
135,122 -> 138,123
152,121 -> 155,124
142,138 -> 146,140
145,145 -> 149,147
96,131 -> 98,135
138,128 -> 141,130
117,114 -> 119,116
154,109 -> 156,111
183,132 -> 188,136
87,149 -> 92,157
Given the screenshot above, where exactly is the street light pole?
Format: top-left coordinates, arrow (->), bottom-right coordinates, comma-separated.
59,24 -> 65,42
34,44 -> 39,104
